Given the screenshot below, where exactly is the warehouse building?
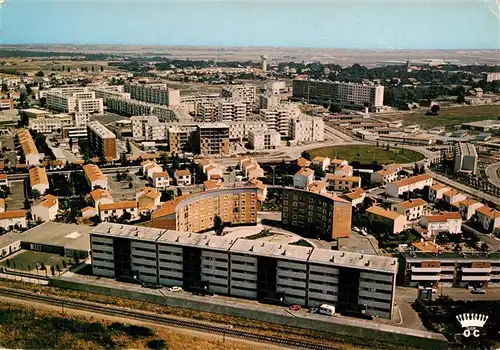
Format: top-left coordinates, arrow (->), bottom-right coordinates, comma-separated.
90,222 -> 397,318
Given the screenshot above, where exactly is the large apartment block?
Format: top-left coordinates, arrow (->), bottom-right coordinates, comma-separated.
291,115 -> 325,142
400,252 -> 500,288
152,188 -> 258,232
91,86 -> 131,101
228,120 -> 268,142
87,121 -> 117,160
453,142 -> 478,175
131,116 -> 166,141
106,97 -> 179,121
167,124 -> 198,154
90,222 -> 397,319
260,105 -> 300,138
221,84 -> 257,104
125,83 -> 180,106
292,79 -> 384,109
281,188 -> 352,240
195,123 -> 230,156
45,88 -> 103,114
217,99 -> 248,122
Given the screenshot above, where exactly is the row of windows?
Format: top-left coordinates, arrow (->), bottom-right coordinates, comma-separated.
159,267 -> 183,273
360,278 -> 393,286
92,242 -> 113,247
132,254 -> 156,262
133,247 -> 156,253
202,265 -> 227,271
159,275 -> 182,281
359,287 -> 392,295
94,266 -> 114,271
93,257 -> 113,263
92,249 -> 112,255
360,296 -> 392,306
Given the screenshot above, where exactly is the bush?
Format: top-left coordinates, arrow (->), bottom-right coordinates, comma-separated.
147,339 -> 168,349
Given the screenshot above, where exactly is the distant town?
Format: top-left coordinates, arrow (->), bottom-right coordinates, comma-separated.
0,49 -> 499,349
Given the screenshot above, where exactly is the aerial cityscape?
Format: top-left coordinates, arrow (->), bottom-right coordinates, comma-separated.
0,0 -> 499,349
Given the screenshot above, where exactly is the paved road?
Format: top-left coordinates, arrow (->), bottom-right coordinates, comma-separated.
6,166 -> 141,180
485,162 -> 500,188
427,169 -> 500,206
462,224 -> 500,252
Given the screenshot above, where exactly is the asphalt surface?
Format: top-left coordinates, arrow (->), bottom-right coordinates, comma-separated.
485,162 -> 500,188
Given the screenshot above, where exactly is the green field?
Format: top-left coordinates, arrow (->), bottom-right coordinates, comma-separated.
0,251 -> 71,272
379,105 -> 500,129
308,145 -> 424,164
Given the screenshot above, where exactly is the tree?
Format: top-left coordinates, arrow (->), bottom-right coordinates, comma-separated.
430,104 -> 440,115
300,151 -> 311,161
119,211 -> 132,223
67,67 -> 70,72
413,163 -> 420,175
62,260 -> 67,269
126,139 -> 132,154
120,152 -> 128,166
213,215 -> 224,236
480,242 -> 489,252
56,264 -> 61,275
312,164 -> 325,178
329,104 -> 342,114
456,92 -> 466,104
100,65 -> 104,72
91,66 -> 95,72
35,71 -> 44,77
50,265 -> 55,276
39,97 -> 47,107
40,262 -> 46,270
1,83 -> 8,93
128,181 -> 133,189
31,189 -> 41,199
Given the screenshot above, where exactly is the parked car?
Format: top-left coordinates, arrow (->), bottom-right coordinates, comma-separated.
143,283 -> 163,289
309,307 -> 318,314
352,227 -> 360,233
471,288 -> 486,294
360,229 -> 368,236
169,286 -> 183,292
289,304 -> 301,311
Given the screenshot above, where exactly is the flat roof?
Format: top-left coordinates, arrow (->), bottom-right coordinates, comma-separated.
308,249 -> 397,274
87,121 -> 116,139
230,239 -> 313,262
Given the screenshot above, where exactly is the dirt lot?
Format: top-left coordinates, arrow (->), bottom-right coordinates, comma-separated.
108,172 -> 149,201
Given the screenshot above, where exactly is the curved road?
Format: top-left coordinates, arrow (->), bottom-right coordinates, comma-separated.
485,162 -> 500,188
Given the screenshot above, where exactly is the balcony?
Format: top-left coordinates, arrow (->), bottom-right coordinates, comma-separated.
462,267 -> 492,273
411,267 -> 441,273
461,275 -> 491,281
411,275 -> 440,281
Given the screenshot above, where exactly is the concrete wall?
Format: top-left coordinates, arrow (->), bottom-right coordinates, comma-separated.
50,278 -> 448,349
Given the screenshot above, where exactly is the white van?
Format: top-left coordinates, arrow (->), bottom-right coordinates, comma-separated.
318,304 -> 336,316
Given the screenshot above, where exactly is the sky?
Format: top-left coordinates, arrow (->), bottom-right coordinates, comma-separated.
0,0 -> 499,49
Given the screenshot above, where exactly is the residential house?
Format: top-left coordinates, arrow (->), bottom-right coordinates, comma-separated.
31,194 -> 59,222
370,164 -> 402,184
205,164 -> 223,180
334,164 -> 353,177
89,189 -> 113,209
0,210 -> 27,230
152,171 -> 170,189
0,198 -> 4,213
312,156 -> 330,171
475,206 -> 500,232
442,189 -> 467,207
420,212 -> 462,238
297,157 -> 312,168
385,174 -> 433,198
307,181 -> 328,194
136,187 -> 161,212
240,157 -> 264,179
248,178 -> 267,201
324,174 -> 361,191
392,198 -> 427,221
81,206 -> 98,218
203,179 -> 222,191
293,168 -> 314,189
428,183 -> 452,203
99,201 -> 139,222
366,206 -> 407,234
329,159 -> 348,170
458,199 -> 484,220
343,188 -> 366,207
0,174 -> 8,188
175,169 -> 192,186
83,164 -> 108,190
29,166 -> 49,195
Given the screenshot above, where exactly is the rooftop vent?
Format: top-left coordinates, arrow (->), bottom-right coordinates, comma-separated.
330,257 -> 335,263
359,255 -> 364,259
341,252 -> 345,257
175,237 -> 180,242
365,261 -> 370,266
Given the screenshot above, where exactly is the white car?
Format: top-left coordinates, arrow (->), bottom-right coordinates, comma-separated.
352,227 -> 360,233
360,230 -> 368,236
169,286 -> 183,292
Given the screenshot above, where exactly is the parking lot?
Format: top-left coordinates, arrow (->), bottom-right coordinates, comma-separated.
4,180 -> 26,210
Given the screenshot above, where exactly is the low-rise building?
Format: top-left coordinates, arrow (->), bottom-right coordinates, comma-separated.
136,187 -> 161,212
174,169 -> 191,186
0,210 -> 27,230
428,184 -> 452,203
324,174 -> 361,191
248,178 -> 267,201
366,206 -> 407,234
99,201 -> 139,222
392,199 -> 428,221
83,164 -> 108,190
0,174 -> 9,188
297,157 -> 312,168
370,164 -> 402,184
343,188 -> 366,207
290,115 -> 325,142
458,199 -> 484,220
29,166 -> 49,195
475,206 -> 500,232
28,114 -> 73,134
131,116 -> 166,141
442,189 -> 467,206
420,212 -> 462,237
0,199 -> 4,213
143,162 -> 163,179
307,181 -> 328,194
293,167 -> 314,189
240,157 -> 264,180
312,156 -> 330,171
385,174 -> 433,198
152,172 -> 170,189
89,189 -> 113,209
203,179 -> 222,191
334,164 -> 353,177
17,129 -> 40,166
31,194 -> 59,222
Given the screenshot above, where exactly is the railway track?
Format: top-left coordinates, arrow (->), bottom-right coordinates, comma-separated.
0,288 -> 339,350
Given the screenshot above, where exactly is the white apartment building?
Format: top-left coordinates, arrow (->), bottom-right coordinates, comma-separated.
260,106 -> 300,138
74,112 -> 90,127
83,164 -> 109,190
216,99 -> 248,123
420,212 -> 462,237
90,223 -> 398,319
31,194 -> 59,222
17,129 -> 41,166
475,206 -> 500,232
458,199 -> 484,220
293,168 -> 315,189
180,93 -> 220,114
91,86 -> 131,101
259,94 -> 281,110
228,120 -> 268,142
428,184 -> 452,203
106,97 -> 179,122
131,116 -> 166,141
392,199 -> 428,221
175,169 -> 192,186
221,84 -> 256,103
370,164 -> 402,185
28,114 -> 73,134
197,103 -> 218,123
29,167 -> 49,195
385,174 -> 433,198
0,174 -> 8,188
90,189 -> 113,210
312,156 -> 330,171
248,130 -> 281,150
125,83 -> 180,106
291,116 -> 325,142
45,89 -> 103,114
99,201 -> 139,222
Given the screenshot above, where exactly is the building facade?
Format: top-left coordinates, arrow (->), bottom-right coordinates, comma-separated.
87,121 -> 117,160
247,130 -> 281,150
90,222 -> 397,318
281,188 -> 352,240
125,83 -> 180,106
290,116 -> 325,142
131,116 -> 166,141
